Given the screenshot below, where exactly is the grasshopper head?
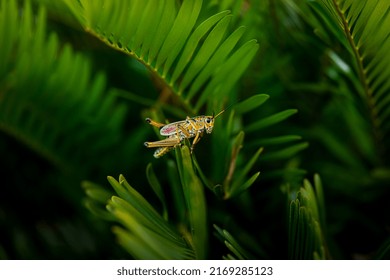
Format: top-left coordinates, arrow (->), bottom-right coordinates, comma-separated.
204,107 -> 227,134
204,116 -> 215,134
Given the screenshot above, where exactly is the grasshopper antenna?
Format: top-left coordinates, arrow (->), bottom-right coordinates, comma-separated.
213,100 -> 239,119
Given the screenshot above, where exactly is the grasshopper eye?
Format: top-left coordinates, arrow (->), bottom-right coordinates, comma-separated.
205,117 -> 212,124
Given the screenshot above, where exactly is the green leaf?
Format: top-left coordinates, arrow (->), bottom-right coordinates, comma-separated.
313,174 -> 326,230
82,181 -> 112,204
260,142 -> 309,162
178,145 -> 207,259
223,130 -> 245,188
159,0 -> 203,76
146,1 -> 177,65
288,199 -> 299,259
227,146 -> 263,199
178,14 -> 233,92
101,175 -> 196,259
171,10 -> 230,86
310,0 -> 390,161
213,224 -> 254,259
0,0 -> 131,173
192,153 -> 214,191
234,94 -> 270,115
186,25 -> 247,101
235,171 -> 260,195
288,176 -> 327,259
110,209 -> 193,259
166,159 -> 187,224
245,109 -> 298,133
248,135 -> 302,147
113,226 -> 165,259
107,176 -> 181,244
310,126 -> 364,169
146,163 -> 168,220
83,199 -> 115,221
68,0 -> 258,114
374,238 -> 390,260
195,39 -> 259,110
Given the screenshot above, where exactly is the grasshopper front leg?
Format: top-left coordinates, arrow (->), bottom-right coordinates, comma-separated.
177,123 -> 192,138
190,131 -> 204,153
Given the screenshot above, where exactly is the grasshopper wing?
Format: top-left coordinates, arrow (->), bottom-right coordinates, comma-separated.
160,121 -> 185,136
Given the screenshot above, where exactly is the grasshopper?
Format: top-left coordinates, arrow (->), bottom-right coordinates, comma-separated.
144,108 -> 227,158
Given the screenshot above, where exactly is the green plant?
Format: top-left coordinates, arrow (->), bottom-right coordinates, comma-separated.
288,174 -> 326,259
1,0 -> 389,260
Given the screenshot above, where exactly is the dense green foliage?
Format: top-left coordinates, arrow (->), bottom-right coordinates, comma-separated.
1,0 -> 389,259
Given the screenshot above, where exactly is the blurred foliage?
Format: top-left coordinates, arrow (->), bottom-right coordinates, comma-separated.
0,0 -> 389,260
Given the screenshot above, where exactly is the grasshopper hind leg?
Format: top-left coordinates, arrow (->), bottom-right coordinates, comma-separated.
153,146 -> 175,158
145,118 -> 165,128
145,134 -> 182,158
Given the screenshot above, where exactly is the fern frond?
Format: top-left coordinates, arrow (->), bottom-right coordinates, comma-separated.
146,163 -> 168,219
64,0 -> 258,112
81,136 -> 210,259
175,145 -> 208,259
310,0 -> 390,158
374,237 -> 390,260
106,175 -> 195,259
0,0 -> 130,173
288,174 -> 327,259
213,224 -> 254,259
84,147 -> 210,259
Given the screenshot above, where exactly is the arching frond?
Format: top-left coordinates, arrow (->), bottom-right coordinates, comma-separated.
106,175 -> 195,259
213,224 -> 254,259
63,0 -> 258,112
0,0 -> 130,173
288,174 -> 327,259
310,0 -> 390,158
83,146 -> 209,259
